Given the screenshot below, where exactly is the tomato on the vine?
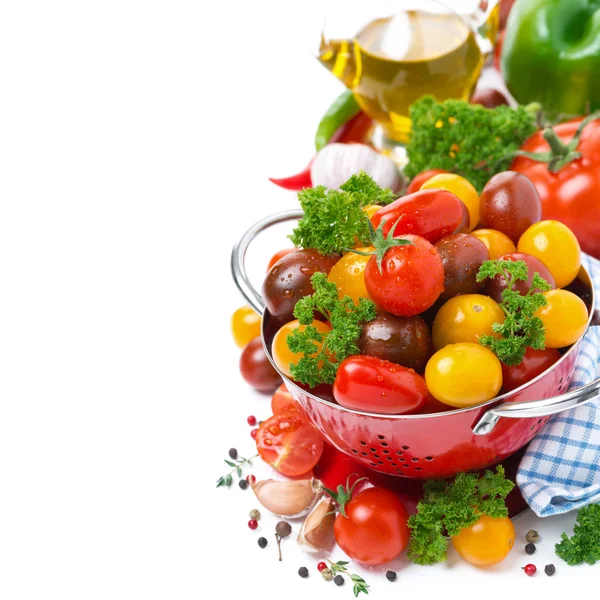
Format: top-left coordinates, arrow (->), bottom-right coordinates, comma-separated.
326,480 -> 410,566
451,515 -> 515,566
364,234 -> 444,317
501,347 -> 562,392
333,355 -> 429,415
271,383 -> 296,414
255,411 -> 324,477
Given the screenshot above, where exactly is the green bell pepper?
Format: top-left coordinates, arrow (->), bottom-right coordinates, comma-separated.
502,0 -> 600,116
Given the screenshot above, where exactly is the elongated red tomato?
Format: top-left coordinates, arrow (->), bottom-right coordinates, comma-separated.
364,234 -> 444,316
333,355 -> 429,414
501,347 -> 562,392
371,189 -> 469,243
406,168 -> 448,194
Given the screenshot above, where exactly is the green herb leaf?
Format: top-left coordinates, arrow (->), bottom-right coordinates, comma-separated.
215,453 -> 258,488
287,273 -> 377,387
289,172 -> 394,254
407,466 -> 514,565
405,96 -> 537,192
556,504 -> 600,565
328,561 -> 369,597
476,259 -> 551,366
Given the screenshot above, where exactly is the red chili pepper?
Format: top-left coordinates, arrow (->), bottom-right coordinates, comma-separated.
268,159 -> 313,191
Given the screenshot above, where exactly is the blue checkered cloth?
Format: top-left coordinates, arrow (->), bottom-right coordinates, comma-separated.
517,254 -> 600,517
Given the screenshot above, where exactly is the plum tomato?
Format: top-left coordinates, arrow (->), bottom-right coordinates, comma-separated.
262,249 -> 339,322
451,515 -> 515,566
485,252 -> 556,303
333,355 -> 429,415
425,343 -> 503,408
471,228 -> 517,260
327,247 -> 373,304
267,248 -> 296,271
435,233 -> 490,300
358,312 -> 432,373
364,234 -> 444,317
420,173 -> 480,233
271,319 -> 331,380
518,220 -> 581,288
271,383 -> 297,414
255,411 -> 324,477
480,171 -> 542,242
535,289 -> 589,348
329,483 -> 410,566
406,168 -> 448,194
371,189 -> 469,243
432,294 -> 504,350
314,443 -> 376,491
239,337 -> 282,393
231,305 -> 261,349
501,346 -> 562,392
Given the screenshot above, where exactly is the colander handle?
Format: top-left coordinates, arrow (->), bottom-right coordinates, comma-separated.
231,209 -> 304,315
473,375 -> 600,436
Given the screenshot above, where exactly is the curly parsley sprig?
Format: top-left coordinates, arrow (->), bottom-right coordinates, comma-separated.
407,466 -> 514,565
289,172 -> 395,255
286,273 -> 376,387
556,504 -> 600,566
476,259 -> 551,366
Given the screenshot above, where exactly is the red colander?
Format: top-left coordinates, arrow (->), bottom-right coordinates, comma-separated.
232,210 -> 600,479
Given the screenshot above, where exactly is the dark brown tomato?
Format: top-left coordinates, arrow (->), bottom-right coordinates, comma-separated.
435,234 -> 490,301
471,88 -> 509,109
239,337 -> 282,393
480,171 -> 542,242
262,249 -> 339,322
485,252 -> 556,303
358,313 -> 432,373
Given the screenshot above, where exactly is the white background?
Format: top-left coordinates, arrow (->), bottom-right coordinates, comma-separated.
0,1 -> 595,598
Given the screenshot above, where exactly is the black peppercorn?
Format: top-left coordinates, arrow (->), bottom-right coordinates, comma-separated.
257,537 -> 268,549
228,448 -> 238,459
525,543 -> 536,555
238,479 -> 248,490
544,564 -> 556,576
298,567 -> 309,578
334,575 -> 344,586
386,570 -> 397,582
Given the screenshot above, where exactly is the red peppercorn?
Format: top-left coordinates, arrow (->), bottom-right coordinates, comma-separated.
523,564 -> 536,576
248,519 -> 258,530
247,415 -> 257,426
317,561 -> 327,572
250,428 -> 258,439
247,474 -> 256,485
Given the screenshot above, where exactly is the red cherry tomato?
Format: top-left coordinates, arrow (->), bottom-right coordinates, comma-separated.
364,234 -> 444,316
271,383 -> 297,414
267,248 -> 296,272
501,346 -> 562,392
333,355 -> 428,415
331,485 -> 410,566
511,117 -> 600,259
406,169 -> 448,194
239,337 -> 282,393
255,411 -> 324,477
313,443 -> 377,491
371,189 -> 469,244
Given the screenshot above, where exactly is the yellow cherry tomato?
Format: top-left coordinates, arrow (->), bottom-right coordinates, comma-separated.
328,247 -> 374,304
272,319 -> 331,379
535,289 -> 588,348
432,294 -> 504,350
471,228 -> 517,260
420,173 -> 480,232
451,515 -> 515,567
363,205 -> 382,220
517,220 -> 581,288
231,306 -> 261,348
425,343 -> 502,408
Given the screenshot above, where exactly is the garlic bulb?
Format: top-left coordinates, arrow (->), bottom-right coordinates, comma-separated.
252,478 -> 323,518
310,143 -> 403,192
298,495 -> 336,552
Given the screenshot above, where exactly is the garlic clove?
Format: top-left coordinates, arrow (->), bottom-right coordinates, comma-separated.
298,495 -> 336,552
310,143 -> 403,193
251,477 -> 323,518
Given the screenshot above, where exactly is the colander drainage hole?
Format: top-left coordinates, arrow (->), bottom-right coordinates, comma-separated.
351,449 -> 358,454
377,435 -> 385,440
377,460 -> 383,465
415,467 -> 422,471
373,454 -> 380,459
391,462 -> 397,467
402,464 -> 409,468
425,456 -> 433,461
383,450 -> 390,455
361,452 -> 368,456
381,442 -> 388,447
370,462 -> 377,467
396,451 -> 404,456
370,448 -> 376,453
411,458 -> 419,462
401,445 -> 410,450
359,441 -> 367,446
